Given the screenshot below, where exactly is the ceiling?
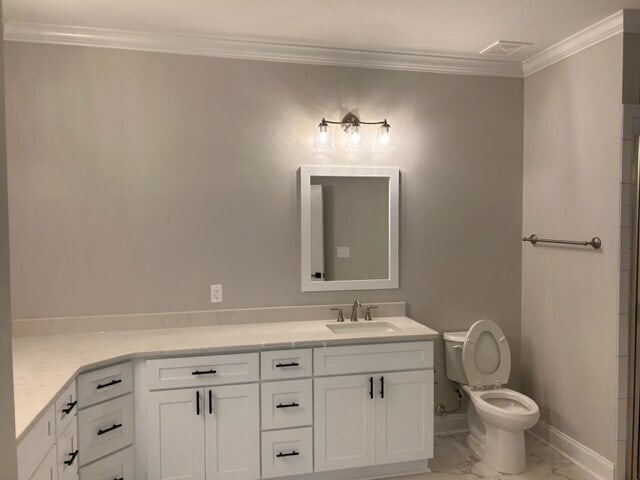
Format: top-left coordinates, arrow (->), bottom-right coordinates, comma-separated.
4,0 -> 640,62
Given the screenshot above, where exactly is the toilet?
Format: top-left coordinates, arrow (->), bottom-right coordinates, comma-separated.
444,319 -> 539,474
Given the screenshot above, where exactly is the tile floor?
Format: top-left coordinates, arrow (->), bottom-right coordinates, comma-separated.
393,433 -> 591,480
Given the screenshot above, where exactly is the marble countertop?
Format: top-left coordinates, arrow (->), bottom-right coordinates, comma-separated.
12,316 -> 438,440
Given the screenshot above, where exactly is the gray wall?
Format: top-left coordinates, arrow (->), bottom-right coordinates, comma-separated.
4,42 -> 524,407
0,8 -> 18,477
311,176 -> 389,281
522,35 -> 623,461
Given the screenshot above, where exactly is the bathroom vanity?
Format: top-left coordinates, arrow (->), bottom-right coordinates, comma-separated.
12,316 -> 437,480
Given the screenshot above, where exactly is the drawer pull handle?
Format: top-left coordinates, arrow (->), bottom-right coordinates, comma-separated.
114,478 -> 124,480
276,402 -> 300,409
96,379 -> 122,390
192,369 -> 217,375
97,423 -> 123,436
63,449 -> 79,466
61,400 -> 77,415
196,391 -> 201,416
209,390 -> 213,415
275,362 -> 299,368
380,376 -> 384,399
276,450 -> 300,458
369,377 -> 374,399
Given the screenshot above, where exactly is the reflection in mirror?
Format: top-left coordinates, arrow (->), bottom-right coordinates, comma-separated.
309,176 -> 389,281
300,166 -> 399,292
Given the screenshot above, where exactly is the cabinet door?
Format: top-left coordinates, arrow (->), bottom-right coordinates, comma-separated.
375,370 -> 433,464
314,375 -> 376,472
57,417 -> 79,480
148,388 -> 205,480
205,384 -> 260,480
29,444 -> 58,480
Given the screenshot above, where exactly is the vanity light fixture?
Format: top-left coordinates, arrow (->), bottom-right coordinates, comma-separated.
314,112 -> 391,150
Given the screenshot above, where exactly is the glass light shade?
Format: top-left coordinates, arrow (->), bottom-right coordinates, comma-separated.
376,123 -> 391,149
345,124 -> 362,149
314,122 -> 333,149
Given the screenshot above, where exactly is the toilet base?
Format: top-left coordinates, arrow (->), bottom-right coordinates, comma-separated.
467,425 -> 526,474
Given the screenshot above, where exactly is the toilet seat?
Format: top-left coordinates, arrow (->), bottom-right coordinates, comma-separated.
463,385 -> 539,426
462,319 -> 511,388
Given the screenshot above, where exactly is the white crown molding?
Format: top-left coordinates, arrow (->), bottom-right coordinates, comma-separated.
3,22 -> 523,78
522,10 -> 626,77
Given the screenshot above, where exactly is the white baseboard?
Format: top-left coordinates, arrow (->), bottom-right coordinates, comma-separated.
435,413 -> 469,435
529,421 -> 614,480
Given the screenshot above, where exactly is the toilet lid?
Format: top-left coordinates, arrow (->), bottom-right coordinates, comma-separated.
462,319 -> 510,388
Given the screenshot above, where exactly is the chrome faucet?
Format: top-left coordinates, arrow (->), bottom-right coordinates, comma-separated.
350,300 -> 362,322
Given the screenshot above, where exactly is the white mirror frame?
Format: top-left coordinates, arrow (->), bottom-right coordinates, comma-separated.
300,165 -> 399,292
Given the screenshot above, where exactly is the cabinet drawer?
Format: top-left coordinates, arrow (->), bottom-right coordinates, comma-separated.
18,405 -> 55,480
261,427 -> 312,479
146,352 -> 258,390
79,447 -> 133,480
314,341 -> 433,376
57,417 -> 79,480
77,362 -> 133,409
261,379 -> 312,430
55,381 -> 77,437
261,349 -> 312,380
78,394 -> 134,466
28,444 -> 58,480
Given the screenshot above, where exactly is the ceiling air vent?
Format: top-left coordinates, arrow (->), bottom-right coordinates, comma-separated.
479,40 -> 532,56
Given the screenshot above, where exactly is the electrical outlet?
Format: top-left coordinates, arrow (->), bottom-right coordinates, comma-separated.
210,284 -> 223,303
337,246 -> 350,258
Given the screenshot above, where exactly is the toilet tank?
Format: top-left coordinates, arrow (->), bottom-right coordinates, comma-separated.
443,331 -> 468,384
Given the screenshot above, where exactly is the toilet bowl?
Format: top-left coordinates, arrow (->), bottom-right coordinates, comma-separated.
444,320 -> 539,474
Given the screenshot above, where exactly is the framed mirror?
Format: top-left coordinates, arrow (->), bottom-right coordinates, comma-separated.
300,165 -> 399,292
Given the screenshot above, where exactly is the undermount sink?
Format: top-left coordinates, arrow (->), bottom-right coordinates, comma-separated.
326,321 -> 401,334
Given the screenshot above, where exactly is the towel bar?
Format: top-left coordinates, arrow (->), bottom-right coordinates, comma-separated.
522,234 -> 601,249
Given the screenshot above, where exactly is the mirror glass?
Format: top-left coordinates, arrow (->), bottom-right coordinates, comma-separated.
300,166 -> 399,292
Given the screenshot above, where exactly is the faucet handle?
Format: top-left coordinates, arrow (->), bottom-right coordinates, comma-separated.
364,305 -> 378,321
331,308 -> 345,322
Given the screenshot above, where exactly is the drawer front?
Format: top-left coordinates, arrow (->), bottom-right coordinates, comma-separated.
17,405 -> 55,480
146,352 -> 258,390
77,362 -> 133,409
55,381 -> 77,437
261,427 -> 313,478
78,394 -> 134,466
79,447 -> 133,480
261,349 -> 312,380
28,444 -> 58,480
314,341 -> 433,376
57,417 -> 79,480
261,379 -> 312,430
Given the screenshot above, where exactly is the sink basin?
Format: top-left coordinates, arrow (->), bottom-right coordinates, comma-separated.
326,321 -> 400,334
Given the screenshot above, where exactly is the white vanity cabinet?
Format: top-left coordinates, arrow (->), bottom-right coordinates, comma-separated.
146,354 -> 261,480
314,342 -> 434,472
76,362 -> 134,479
19,386 -> 79,480
17,333 -> 434,480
